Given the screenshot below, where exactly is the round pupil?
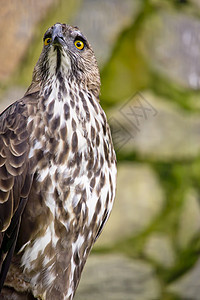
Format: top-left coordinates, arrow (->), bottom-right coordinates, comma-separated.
47,38 -> 51,43
77,42 -> 82,47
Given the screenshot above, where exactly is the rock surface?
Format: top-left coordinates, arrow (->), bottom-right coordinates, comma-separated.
191,0 -> 200,9
0,86 -> 25,113
73,0 -> 141,67
95,163 -> 164,247
144,233 -> 176,268
75,254 -> 161,300
137,10 -> 200,89
168,258 -> 200,300
0,0 -> 57,81
177,189 -> 200,248
108,91 -> 200,160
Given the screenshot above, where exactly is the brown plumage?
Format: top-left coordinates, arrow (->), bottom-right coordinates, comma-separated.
0,23 -> 117,299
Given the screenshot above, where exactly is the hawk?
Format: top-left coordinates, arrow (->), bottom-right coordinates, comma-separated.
0,23 -> 117,300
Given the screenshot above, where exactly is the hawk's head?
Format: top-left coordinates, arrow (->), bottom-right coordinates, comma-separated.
30,23 -> 100,97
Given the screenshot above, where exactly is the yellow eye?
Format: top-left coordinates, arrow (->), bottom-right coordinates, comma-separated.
44,37 -> 52,46
74,40 -> 84,50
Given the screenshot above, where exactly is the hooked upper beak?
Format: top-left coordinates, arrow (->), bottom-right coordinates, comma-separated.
52,23 -> 65,47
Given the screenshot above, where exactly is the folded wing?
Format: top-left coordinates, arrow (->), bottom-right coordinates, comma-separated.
0,96 -> 34,292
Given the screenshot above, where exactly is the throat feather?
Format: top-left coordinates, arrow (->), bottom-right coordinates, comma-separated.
56,47 -> 61,74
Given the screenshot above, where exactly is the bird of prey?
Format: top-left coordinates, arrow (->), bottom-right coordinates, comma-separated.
0,23 -> 117,300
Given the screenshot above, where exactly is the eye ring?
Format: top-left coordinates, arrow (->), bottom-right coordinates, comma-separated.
44,37 -> 52,46
74,40 -> 84,50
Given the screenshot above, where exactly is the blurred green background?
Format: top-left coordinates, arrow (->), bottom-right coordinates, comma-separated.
1,0 -> 200,299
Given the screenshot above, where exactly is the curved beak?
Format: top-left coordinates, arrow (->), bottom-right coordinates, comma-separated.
52,23 -> 65,47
